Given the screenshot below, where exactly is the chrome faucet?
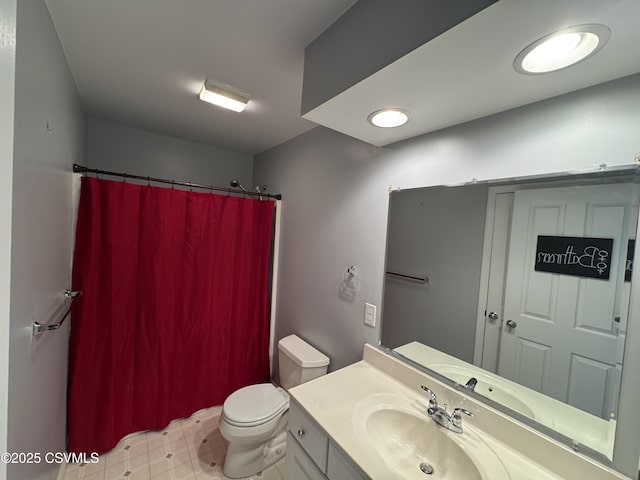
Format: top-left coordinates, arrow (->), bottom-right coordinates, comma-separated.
465,377 -> 478,391
420,385 -> 474,434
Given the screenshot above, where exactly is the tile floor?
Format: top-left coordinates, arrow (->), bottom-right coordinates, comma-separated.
62,406 -> 285,480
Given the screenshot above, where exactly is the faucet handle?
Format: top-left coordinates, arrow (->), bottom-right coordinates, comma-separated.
452,407 -> 474,430
420,385 -> 438,408
453,407 -> 474,418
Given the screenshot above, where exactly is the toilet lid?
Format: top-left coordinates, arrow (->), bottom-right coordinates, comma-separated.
223,383 -> 288,426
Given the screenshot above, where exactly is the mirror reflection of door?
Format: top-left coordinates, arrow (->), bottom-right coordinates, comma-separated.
480,192 -> 513,372
480,183 -> 638,419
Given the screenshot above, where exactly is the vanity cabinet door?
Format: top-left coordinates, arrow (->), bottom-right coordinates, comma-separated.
327,443 -> 368,480
285,431 -> 327,480
288,402 -> 329,472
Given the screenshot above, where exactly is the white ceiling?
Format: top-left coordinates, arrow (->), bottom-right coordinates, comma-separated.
43,0 -> 357,155
45,0 -> 640,156
304,0 -> 640,147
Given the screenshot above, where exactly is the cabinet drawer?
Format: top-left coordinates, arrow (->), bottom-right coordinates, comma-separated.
285,431 -> 326,480
288,403 -> 328,472
327,443 -> 368,480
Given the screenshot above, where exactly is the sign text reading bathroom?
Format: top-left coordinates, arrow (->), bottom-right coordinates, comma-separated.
534,235 -> 613,280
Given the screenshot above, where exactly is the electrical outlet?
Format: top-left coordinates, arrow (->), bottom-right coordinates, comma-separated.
364,303 -> 376,327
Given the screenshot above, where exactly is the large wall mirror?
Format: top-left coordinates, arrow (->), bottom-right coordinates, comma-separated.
380,167 -> 640,473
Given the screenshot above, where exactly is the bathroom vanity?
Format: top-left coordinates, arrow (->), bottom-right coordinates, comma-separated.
284,344 -> 632,480
286,405 -> 365,480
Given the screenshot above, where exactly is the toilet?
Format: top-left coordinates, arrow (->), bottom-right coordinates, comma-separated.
219,334 -> 330,478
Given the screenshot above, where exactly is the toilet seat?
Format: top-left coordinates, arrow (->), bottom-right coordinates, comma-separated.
222,383 -> 288,427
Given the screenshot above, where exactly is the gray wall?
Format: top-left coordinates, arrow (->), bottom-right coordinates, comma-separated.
383,185 -> 488,362
0,1 -> 17,478
255,73 -> 640,372
7,1 -> 85,479
256,128 -> 386,373
87,117 -> 254,188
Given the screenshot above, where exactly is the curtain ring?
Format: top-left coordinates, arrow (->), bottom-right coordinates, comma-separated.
171,180 -> 175,190
147,176 -> 151,186
122,174 -> 126,183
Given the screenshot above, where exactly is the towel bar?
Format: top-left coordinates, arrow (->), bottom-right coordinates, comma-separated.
32,290 -> 82,336
385,271 -> 430,284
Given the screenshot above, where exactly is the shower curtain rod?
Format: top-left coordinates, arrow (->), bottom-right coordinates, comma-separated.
72,163 -> 282,200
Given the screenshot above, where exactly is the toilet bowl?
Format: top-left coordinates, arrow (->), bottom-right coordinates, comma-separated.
219,334 -> 329,479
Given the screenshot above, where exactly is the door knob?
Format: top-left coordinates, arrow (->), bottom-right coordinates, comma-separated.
487,311 -> 499,321
506,320 -> 517,329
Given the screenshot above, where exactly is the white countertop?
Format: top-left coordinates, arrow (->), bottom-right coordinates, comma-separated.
288,344 -> 631,480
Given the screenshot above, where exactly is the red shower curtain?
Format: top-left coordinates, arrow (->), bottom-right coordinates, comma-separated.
67,177 -> 274,454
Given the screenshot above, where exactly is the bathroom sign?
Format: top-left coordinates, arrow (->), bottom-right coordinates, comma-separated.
534,235 -> 613,280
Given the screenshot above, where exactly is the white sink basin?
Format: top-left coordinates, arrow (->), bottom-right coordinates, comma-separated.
355,394 -> 510,480
367,408 -> 482,479
428,364 -> 554,428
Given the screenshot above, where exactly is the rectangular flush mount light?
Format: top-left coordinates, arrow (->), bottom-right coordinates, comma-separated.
199,79 -> 251,112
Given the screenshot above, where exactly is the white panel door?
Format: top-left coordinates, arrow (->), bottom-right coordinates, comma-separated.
498,183 -> 635,417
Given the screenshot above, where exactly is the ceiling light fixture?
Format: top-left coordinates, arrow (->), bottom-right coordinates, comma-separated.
198,79 -> 251,112
514,24 -> 610,74
368,109 -> 410,128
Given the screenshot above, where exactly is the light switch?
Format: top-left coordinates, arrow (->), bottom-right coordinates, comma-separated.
364,303 -> 376,327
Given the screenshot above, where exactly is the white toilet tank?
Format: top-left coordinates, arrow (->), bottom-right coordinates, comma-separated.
278,334 -> 329,390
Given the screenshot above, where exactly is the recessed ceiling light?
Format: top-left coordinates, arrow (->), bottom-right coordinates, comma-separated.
368,109 -> 410,128
514,24 -> 610,74
199,79 -> 251,112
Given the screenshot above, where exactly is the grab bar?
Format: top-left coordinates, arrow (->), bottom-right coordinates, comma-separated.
385,271 -> 430,284
32,290 -> 82,336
